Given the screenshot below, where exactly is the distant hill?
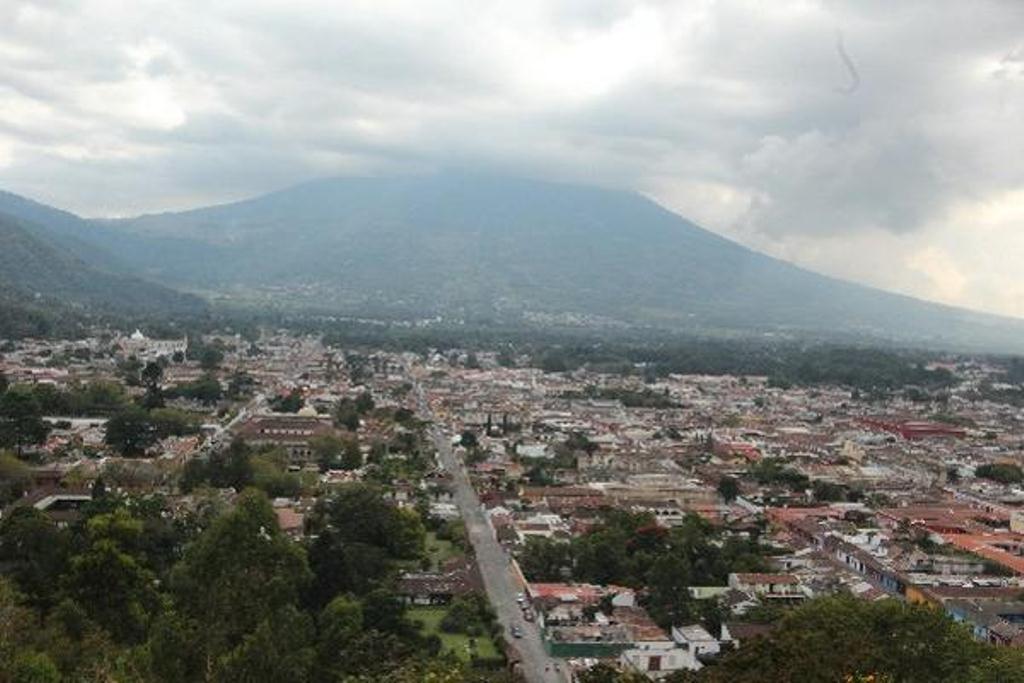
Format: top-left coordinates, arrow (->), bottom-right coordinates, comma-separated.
6,174 -> 1024,351
0,208 -> 206,334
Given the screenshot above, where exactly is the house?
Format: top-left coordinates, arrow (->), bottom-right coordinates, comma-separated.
720,621 -> 777,649
396,558 -> 483,605
233,411 -> 337,464
669,624 -> 721,670
619,637 -> 687,679
274,506 -> 305,538
728,573 -> 806,600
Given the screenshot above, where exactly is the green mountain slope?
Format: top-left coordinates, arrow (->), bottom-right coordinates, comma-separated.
7,173 -> 1024,351
97,173 -> 1024,351
0,211 -> 206,322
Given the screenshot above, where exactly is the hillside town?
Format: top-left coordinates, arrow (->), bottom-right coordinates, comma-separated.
3,329 -> 1024,681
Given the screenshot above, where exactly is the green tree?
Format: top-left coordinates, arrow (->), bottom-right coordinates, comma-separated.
459,430 -> 478,449
311,435 -> 345,472
199,347 -> 224,372
703,596 -> 987,683
171,374 -> 223,405
974,463 -> 1023,484
141,361 -> 165,409
10,651 -> 61,683
62,539 -> 161,644
717,476 -> 740,502
354,391 -> 375,414
577,663 -> 649,683
105,406 -> 157,457
0,507 -> 71,610
519,537 -> 572,581
340,437 -> 362,471
226,372 -> 255,400
316,595 -> 363,665
149,408 -> 199,439
334,399 -> 360,431
0,452 -> 31,505
306,485 -> 425,605
0,389 -> 49,455
146,610 -> 204,683
213,606 -> 314,683
170,490 -> 312,672
270,389 -> 304,413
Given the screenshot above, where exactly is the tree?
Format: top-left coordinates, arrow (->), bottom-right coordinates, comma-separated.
105,406 -> 157,457
360,588 -> 415,638
118,357 -> 144,386
354,391 -> 375,414
251,451 -> 302,498
576,663 -> 649,683
0,389 -> 49,456
170,490 -> 311,671
63,538 -> 161,644
519,537 -> 572,581
270,389 -> 304,413
213,606 -> 314,683
10,651 -> 61,683
459,430 -> 478,449
439,593 -> 493,635
141,361 -> 163,390
974,463 -> 1023,484
205,439 -> 255,490
182,374 -> 224,405
310,435 -> 350,472
317,595 -> 363,658
226,372 -> 255,400
717,476 -> 740,503
702,596 -> 987,683
306,485 -> 425,605
340,438 -> 362,471
0,508 -> 71,610
0,452 -> 31,505
335,400 -> 360,431
199,347 -> 224,372
149,408 -> 199,439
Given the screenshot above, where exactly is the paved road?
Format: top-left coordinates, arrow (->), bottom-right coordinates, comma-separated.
429,428 -> 568,683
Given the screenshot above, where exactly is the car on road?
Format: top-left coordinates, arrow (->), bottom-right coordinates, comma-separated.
510,625 -> 523,638
516,592 -> 526,603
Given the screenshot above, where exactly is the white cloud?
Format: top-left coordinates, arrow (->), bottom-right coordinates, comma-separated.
1,0 -> 1024,315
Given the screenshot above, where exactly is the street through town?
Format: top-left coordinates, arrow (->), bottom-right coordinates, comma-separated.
428,424 -> 569,683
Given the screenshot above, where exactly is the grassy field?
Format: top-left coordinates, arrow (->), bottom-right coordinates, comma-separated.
410,607 -> 502,662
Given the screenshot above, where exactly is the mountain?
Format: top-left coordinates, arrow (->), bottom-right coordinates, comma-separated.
0,207 -> 206,331
90,172 -> 1022,352
9,173 -> 1024,352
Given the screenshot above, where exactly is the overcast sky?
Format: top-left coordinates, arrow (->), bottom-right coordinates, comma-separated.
2,0 -> 1023,317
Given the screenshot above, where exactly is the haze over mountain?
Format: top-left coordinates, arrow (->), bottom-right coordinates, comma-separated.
90,173 -> 1023,352
3,173 -> 1023,351
0,194 -> 206,336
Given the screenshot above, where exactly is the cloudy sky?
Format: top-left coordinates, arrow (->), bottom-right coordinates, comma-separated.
2,0 -> 1023,316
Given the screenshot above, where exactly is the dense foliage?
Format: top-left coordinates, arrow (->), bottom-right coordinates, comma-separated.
0,485 -> 508,682
974,463 -> 1024,484
694,597 -> 1024,683
519,511 -> 767,629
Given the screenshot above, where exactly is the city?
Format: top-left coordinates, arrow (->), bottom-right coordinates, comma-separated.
3,327 -> 1024,680
3,1 -> 1024,680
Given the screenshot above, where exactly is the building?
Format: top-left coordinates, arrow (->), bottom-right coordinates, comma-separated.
233,410 -> 337,464
117,329 -> 188,361
669,624 -> 721,671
